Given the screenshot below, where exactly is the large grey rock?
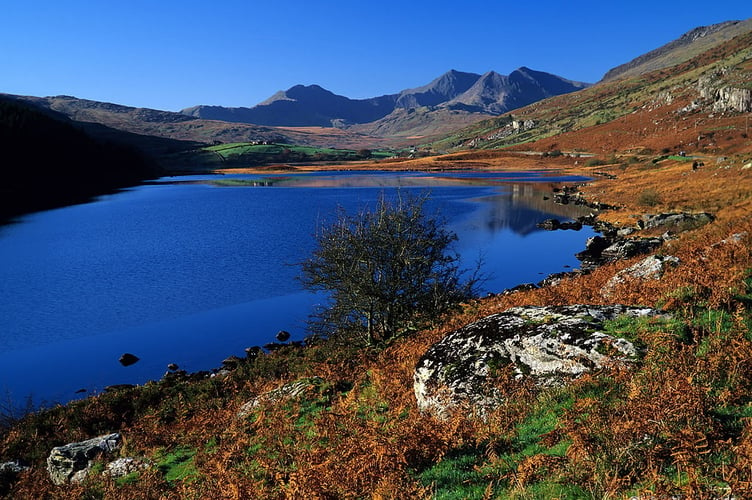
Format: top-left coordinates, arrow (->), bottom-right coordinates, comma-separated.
576,235 -> 664,270
414,305 -> 665,418
603,254 -> 681,296
46,433 -> 121,485
638,212 -> 714,231
600,237 -> 664,261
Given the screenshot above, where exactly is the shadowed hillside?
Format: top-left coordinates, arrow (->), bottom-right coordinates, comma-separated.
0,97 -> 163,221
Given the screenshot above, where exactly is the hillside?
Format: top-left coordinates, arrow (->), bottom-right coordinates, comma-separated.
8,94 -> 393,154
602,18 -> 752,82
0,96 -> 163,221
434,24 -> 752,155
4,66 -> 589,160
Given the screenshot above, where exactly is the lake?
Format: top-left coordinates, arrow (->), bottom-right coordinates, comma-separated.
0,170 -> 595,409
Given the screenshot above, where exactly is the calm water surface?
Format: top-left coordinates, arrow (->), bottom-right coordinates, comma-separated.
0,170 -> 594,407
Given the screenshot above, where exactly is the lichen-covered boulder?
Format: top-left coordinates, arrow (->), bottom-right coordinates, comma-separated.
414,305 -> 665,418
603,254 -> 680,296
638,212 -> 714,231
47,433 -> 121,485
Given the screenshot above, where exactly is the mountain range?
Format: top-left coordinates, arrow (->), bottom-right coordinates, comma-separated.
3,18 -> 750,159
180,67 -> 590,134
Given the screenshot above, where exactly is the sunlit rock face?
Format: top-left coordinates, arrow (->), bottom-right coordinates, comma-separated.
414,305 -> 666,418
46,433 -> 122,485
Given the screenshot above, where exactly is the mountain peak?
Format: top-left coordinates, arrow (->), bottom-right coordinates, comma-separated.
395,70 -> 481,109
447,68 -> 589,114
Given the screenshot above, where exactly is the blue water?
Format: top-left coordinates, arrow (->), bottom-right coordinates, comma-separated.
0,170 -> 594,407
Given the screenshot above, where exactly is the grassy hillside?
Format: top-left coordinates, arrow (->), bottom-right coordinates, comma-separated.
602,18 -> 752,82
433,28 -> 752,156
162,142 -> 398,171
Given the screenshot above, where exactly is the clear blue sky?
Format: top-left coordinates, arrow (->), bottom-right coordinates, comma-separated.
1,1 -> 750,111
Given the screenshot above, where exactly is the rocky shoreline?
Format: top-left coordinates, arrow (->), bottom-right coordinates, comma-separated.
497,181 -> 716,295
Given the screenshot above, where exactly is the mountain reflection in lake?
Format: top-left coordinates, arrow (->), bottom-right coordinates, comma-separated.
0,170 -> 594,408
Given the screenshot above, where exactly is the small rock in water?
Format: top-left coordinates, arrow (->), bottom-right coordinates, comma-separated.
276,330 -> 291,342
119,353 -> 140,366
167,363 -> 179,371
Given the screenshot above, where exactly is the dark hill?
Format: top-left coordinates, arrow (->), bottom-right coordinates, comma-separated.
0,96 -> 163,221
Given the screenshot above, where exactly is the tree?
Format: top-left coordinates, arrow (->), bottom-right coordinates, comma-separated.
300,192 -> 480,346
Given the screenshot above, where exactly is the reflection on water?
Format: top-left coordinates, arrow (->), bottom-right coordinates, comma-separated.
0,170 -> 595,408
473,183 -> 593,235
202,169 -> 592,190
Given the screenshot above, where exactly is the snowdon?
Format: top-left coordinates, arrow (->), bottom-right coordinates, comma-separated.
180,67 -> 590,128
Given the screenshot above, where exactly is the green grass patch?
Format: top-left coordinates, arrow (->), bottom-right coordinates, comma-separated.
419,388 -> 578,498
156,446 -> 199,485
603,314 -> 690,348
202,142 -> 392,166
419,446 -> 490,500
